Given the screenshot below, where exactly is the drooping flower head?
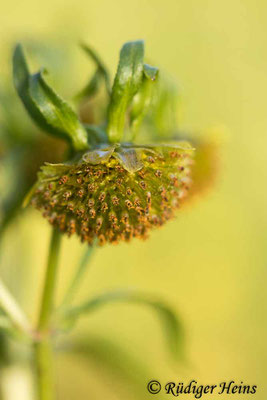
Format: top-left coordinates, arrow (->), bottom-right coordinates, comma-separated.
30,143 -> 193,245
13,40 -> 195,245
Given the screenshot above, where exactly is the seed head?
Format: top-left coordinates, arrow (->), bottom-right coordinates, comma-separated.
29,143 -> 194,245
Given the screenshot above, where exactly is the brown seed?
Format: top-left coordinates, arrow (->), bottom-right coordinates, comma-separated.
99,192 -> 106,202
111,196 -> 119,205
134,197 -> 141,207
89,209 -> 96,218
146,192 -> 152,205
67,202 -> 74,211
88,199 -> 95,208
109,212 -> 117,223
96,217 -> 103,231
121,212 -> 129,224
101,202 -> 108,212
77,189 -> 85,198
139,181 -> 147,190
147,156 -> 155,163
63,191 -> 72,200
125,200 -> 134,209
59,175 -> 69,185
88,183 -> 97,192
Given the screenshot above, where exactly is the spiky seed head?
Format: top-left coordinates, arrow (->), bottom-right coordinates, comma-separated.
28,143 -> 194,245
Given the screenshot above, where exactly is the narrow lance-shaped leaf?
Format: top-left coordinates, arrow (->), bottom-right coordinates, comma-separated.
13,44 -> 89,151
107,40 -> 145,143
63,289 -> 185,360
75,69 -> 102,102
80,43 -> 111,95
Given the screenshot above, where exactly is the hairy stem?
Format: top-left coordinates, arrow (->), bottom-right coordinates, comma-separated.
34,228 -> 61,400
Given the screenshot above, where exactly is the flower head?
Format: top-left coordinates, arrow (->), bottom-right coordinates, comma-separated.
13,40 -> 197,245
30,143 -> 193,245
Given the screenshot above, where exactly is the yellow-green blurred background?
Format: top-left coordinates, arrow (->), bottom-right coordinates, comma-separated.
0,0 -> 267,399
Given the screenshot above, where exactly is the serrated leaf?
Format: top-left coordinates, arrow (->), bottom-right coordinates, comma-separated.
64,289 -> 185,360
107,40 -> 145,142
13,44 -> 89,151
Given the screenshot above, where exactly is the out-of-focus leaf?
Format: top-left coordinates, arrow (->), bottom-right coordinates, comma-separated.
84,124 -> 109,146
107,40 -> 145,142
64,289 -> 185,360
75,69 -> 102,103
81,43 -> 111,94
13,44 -> 89,151
60,334 -> 166,400
0,280 -> 31,336
60,244 -> 96,309
0,135 -> 66,234
0,149 -> 30,234
76,43 -> 110,103
130,63 -> 159,140
143,76 -> 179,142
0,331 -> 9,368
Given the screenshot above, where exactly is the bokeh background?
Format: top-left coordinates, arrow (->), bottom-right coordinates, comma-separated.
0,0 -> 266,399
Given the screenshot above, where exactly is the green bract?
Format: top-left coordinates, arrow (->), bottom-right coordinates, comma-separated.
13,40 -> 196,245
13,45 -> 89,151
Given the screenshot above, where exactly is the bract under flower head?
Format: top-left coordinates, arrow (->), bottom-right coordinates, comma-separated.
29,143 -> 194,245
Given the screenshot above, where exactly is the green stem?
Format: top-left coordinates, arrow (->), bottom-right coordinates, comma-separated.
34,228 -> 61,400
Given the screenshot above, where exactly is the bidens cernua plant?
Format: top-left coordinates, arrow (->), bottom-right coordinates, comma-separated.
0,39 -> 219,400
13,40 -> 194,245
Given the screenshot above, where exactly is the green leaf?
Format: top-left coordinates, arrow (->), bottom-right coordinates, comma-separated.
84,124 -> 109,146
130,63 -> 159,141
148,76 -> 179,139
60,244 -> 96,309
63,289 -> 185,360
107,40 -> 145,143
13,44 -> 89,151
81,43 -> 111,94
75,69 -> 102,102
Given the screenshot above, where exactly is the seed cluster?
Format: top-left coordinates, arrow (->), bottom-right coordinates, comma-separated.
30,146 -> 193,245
